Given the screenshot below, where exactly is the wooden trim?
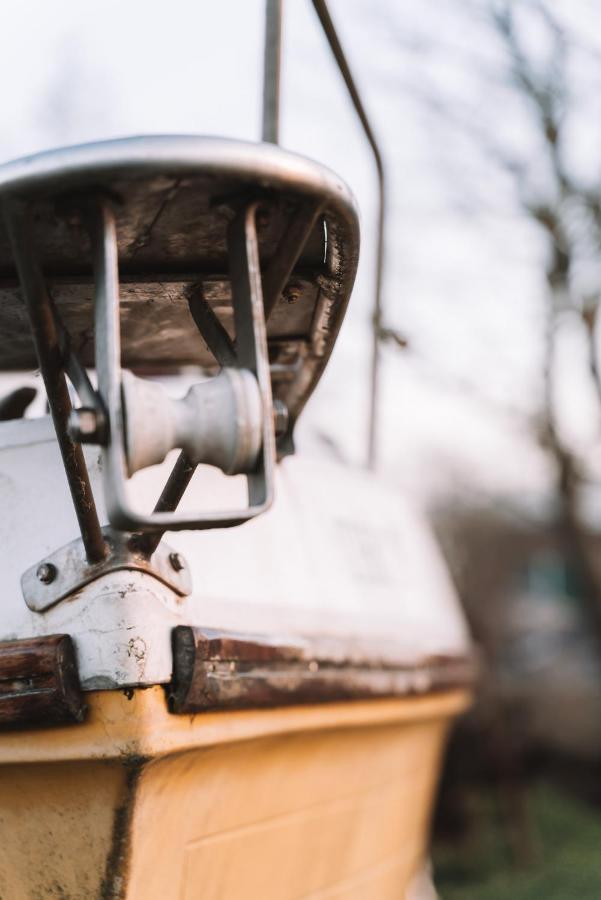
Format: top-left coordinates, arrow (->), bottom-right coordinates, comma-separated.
0,634 -> 86,729
169,626 -> 476,714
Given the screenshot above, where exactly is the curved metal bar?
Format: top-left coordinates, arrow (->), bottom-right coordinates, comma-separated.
87,194 -> 275,533
309,0 -> 386,470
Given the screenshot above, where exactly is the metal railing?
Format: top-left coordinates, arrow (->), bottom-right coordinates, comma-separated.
262,0 -> 386,469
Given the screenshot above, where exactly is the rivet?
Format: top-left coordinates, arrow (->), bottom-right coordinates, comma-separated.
283,285 -> 301,304
169,552 -> 185,573
36,563 -> 57,585
272,400 -> 289,437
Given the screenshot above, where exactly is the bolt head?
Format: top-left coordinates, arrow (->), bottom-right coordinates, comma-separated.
68,408 -> 99,444
273,400 -> 289,437
36,562 -> 57,585
283,285 -> 301,304
169,552 -> 185,573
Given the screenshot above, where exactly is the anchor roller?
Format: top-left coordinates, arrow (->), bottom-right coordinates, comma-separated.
121,368 -> 263,477
0,135 -> 358,540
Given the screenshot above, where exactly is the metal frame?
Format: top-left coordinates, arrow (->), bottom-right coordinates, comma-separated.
90,196 -> 274,533
262,0 -> 283,145
0,135 -> 358,583
2,192 -> 272,540
263,0 -> 387,469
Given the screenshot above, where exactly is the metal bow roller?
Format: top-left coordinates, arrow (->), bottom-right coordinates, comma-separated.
0,138 -> 358,610
0,0 -> 381,610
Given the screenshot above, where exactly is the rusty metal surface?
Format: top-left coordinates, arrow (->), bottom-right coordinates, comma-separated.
169,626 -> 477,714
0,136 -> 359,427
3,198 -> 107,564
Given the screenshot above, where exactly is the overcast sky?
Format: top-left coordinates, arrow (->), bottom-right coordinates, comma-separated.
2,0 -> 598,515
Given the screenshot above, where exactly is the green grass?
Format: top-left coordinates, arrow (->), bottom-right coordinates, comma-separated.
433,781 -> 601,899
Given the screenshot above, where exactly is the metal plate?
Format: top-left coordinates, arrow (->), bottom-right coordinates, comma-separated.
21,528 -> 192,613
0,136 -> 360,423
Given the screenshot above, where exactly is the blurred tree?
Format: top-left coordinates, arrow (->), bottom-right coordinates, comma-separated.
387,0 -> 601,863
481,1 -> 601,637
388,0 -> 601,637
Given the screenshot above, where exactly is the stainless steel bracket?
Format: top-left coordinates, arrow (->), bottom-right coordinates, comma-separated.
21,530 -> 192,613
1,139 -> 352,556
88,197 -> 275,534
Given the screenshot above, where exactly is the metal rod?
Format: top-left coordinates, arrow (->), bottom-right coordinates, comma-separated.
3,198 -> 107,563
88,198 -> 122,448
187,292 -> 237,367
137,452 -> 197,556
228,204 -> 275,508
262,0 -> 283,143
152,452 -> 197,514
310,0 -> 386,470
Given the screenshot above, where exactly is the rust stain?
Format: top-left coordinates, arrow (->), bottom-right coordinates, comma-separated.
100,758 -> 146,900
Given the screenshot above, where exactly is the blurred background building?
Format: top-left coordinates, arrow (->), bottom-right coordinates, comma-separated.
4,0 -> 601,894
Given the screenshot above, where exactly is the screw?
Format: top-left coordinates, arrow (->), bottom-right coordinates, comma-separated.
36,563 -> 57,585
68,408 -> 100,444
273,400 -> 289,437
169,552 -> 185,573
283,285 -> 301,304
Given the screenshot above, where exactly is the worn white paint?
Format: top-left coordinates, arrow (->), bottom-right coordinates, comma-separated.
0,416 -> 469,689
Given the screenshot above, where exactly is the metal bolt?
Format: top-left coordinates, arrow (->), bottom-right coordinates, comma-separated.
283,285 -> 301,304
273,399 -> 289,437
36,563 -> 57,585
68,408 -> 100,444
169,552 -> 185,573
256,208 -> 270,229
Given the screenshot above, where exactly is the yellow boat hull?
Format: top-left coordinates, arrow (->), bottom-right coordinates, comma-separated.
0,687 -> 468,899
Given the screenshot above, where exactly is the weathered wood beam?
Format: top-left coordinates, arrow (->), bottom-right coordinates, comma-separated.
0,634 -> 86,729
169,626 -> 475,714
